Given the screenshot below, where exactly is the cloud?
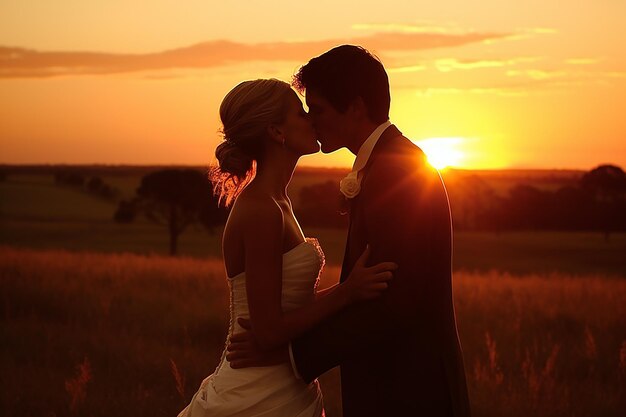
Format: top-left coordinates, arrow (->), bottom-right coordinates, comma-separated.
526,28 -> 558,34
565,58 -> 601,65
352,22 -> 466,34
493,27 -> 557,43
403,67 -> 626,97
507,69 -> 568,80
414,86 -> 529,97
387,64 -> 428,73
434,57 -> 541,72
386,56 -> 541,74
0,31 -> 510,78
507,68 -> 626,83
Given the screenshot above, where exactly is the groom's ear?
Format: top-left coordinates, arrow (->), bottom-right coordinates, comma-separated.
348,96 -> 367,121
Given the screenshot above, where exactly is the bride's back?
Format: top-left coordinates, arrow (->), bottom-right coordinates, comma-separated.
221,188 -> 263,279
221,185 -> 306,279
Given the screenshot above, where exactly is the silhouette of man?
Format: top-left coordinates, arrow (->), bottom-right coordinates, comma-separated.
229,45 -> 471,417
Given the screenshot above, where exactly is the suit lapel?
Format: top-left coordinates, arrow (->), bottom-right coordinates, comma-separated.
339,124 -> 402,282
358,124 -> 402,186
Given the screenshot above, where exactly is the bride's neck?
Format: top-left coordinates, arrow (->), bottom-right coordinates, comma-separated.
252,151 -> 298,199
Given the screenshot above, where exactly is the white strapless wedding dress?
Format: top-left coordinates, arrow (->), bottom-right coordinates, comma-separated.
177,238 -> 326,417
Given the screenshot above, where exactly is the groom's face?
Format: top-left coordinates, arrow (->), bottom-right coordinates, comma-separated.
305,89 -> 351,153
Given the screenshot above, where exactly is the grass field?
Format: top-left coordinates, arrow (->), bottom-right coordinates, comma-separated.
2,173 -> 625,276
1,168 -> 625,416
1,247 -> 624,417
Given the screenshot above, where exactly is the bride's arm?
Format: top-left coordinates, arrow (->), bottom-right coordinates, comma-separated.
314,283 -> 339,299
241,198 -> 394,351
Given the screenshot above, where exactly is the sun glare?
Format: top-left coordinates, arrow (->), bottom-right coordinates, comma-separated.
412,137 -> 466,170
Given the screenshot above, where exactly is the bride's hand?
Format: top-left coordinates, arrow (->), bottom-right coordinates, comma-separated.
343,245 -> 397,302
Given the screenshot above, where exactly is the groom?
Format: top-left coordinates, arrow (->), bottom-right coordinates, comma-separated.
230,45 -> 470,417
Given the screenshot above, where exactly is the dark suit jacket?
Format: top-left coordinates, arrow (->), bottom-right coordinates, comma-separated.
292,125 -> 471,417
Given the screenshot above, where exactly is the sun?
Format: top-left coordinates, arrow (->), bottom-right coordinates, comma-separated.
412,137 -> 466,170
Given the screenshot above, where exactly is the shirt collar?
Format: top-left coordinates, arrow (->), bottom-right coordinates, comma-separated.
351,120 -> 392,174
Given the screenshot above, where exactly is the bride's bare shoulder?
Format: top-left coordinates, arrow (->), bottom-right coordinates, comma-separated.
230,188 -> 283,224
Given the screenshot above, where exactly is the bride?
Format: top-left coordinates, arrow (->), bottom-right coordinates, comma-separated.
177,79 -> 397,417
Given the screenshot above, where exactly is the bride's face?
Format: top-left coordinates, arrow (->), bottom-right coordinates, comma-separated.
278,91 -> 320,156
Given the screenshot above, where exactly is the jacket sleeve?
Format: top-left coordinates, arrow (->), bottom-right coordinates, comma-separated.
291,154 -> 453,382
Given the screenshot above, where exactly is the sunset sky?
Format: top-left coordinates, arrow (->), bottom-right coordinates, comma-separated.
1,1 -> 625,170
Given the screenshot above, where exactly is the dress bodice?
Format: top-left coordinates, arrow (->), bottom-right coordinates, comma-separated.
227,238 -> 325,335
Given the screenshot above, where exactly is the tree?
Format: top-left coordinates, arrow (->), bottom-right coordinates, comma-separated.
445,174 -> 497,230
580,164 -> 626,241
86,176 -> 117,200
114,169 -> 227,255
296,180 -> 349,228
113,200 -> 136,223
54,170 -> 85,187
86,176 -> 105,194
551,186 -> 595,230
502,184 -> 552,229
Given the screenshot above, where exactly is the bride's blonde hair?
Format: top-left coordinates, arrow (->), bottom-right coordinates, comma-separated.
210,79 -> 292,206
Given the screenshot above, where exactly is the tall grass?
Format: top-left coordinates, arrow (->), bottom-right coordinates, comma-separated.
454,271 -> 626,416
1,247 -> 229,417
1,246 -> 625,416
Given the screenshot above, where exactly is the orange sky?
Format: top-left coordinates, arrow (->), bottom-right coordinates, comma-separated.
1,1 -> 625,170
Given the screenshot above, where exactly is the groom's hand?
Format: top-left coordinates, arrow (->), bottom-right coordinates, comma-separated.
226,318 -> 289,368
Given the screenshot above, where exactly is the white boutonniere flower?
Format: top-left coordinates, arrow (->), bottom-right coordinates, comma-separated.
339,121 -> 392,200
340,171 -> 361,199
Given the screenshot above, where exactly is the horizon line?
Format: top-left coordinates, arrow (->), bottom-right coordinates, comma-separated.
0,162 -> 611,172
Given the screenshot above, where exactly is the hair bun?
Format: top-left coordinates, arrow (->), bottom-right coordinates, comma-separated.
211,78 -> 292,206
215,140 -> 253,180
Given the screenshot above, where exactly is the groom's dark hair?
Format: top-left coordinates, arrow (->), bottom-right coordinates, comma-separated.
293,45 -> 390,123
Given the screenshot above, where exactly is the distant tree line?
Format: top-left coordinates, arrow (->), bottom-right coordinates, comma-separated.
446,164 -> 626,239
295,181 -> 350,229
54,170 -> 118,200
293,164 -> 626,240
110,164 -> 625,256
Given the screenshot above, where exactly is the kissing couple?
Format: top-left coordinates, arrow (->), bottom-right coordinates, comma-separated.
177,45 -> 471,417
